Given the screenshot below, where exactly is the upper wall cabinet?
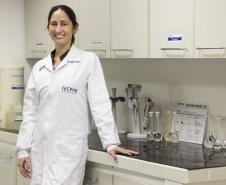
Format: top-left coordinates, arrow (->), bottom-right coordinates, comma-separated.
78,0 -> 148,58
25,0 -> 78,58
195,0 -> 226,58
77,0 -> 110,58
149,0 -> 194,58
25,0 -> 50,58
110,0 -> 149,58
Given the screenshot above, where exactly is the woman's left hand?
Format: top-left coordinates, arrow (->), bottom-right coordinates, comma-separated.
108,146 -> 139,161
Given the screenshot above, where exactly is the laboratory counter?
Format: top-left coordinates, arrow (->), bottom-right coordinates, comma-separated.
1,129 -> 226,184
88,129 -> 226,170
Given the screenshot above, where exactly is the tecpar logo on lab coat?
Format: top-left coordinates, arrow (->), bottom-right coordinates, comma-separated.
61,86 -> 78,94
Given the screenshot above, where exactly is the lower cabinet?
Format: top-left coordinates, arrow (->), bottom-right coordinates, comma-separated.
84,162 -> 164,185
0,142 -> 17,185
17,172 -> 30,185
84,163 -> 113,185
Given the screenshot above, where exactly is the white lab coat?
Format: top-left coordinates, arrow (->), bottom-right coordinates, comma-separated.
16,45 -> 120,185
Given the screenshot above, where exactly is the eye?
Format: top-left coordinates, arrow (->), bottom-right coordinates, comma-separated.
50,21 -> 57,27
61,22 -> 68,26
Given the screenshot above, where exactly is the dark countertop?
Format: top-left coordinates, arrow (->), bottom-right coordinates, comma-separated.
88,130 -> 226,170
1,128 -> 226,170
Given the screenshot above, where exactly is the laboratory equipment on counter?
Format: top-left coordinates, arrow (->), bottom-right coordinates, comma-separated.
0,67 -> 24,129
110,88 -> 125,133
203,115 -> 216,149
165,111 -> 179,143
143,97 -> 154,132
146,111 -> 154,141
153,112 -> 162,142
125,84 -> 146,138
213,117 -> 223,150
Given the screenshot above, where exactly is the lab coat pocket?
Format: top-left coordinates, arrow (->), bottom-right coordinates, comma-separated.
54,123 -> 85,157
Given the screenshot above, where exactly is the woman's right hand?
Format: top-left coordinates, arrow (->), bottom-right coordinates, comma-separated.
17,157 -> 31,178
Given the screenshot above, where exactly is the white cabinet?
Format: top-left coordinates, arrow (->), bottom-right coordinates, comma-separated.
25,0 -> 78,59
195,0 -> 226,58
149,0 -> 194,58
0,142 -> 17,185
110,0 -> 149,58
78,0 -> 148,58
17,172 -> 30,185
78,0 -> 110,58
25,0 -> 50,58
84,164 -> 113,185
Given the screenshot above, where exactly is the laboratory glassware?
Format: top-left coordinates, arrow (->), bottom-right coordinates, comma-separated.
146,111 -> 154,141
143,97 -> 154,132
153,112 -> 162,142
213,117 -> 223,150
164,111 -> 179,143
203,115 -> 215,149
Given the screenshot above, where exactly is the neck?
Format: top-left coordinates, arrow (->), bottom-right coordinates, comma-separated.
55,43 -> 71,57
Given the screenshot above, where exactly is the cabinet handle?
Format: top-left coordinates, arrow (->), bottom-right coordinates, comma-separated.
111,49 -> 134,57
83,177 -> 98,185
0,160 -> 9,165
196,47 -> 226,50
160,48 -> 188,51
86,49 -> 106,58
30,50 -> 47,58
160,48 -> 189,57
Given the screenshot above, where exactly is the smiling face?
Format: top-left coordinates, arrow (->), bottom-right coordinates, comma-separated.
48,9 -> 76,49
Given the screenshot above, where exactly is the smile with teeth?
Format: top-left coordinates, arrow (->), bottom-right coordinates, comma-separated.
55,34 -> 65,38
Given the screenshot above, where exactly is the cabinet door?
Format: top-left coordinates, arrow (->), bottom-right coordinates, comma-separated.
17,172 -> 30,185
85,165 -> 113,185
78,0 -> 110,58
25,0 -> 50,58
113,174 -> 164,185
149,0 -> 194,58
111,0 -> 149,58
0,143 -> 16,185
195,0 -> 226,58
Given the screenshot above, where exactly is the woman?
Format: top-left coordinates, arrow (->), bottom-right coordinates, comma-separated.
17,4 -> 138,185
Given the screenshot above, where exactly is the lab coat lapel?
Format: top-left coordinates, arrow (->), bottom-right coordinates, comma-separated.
43,55 -> 54,72
56,45 -> 82,71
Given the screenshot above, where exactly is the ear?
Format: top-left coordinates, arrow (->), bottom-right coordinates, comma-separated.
73,25 -> 78,34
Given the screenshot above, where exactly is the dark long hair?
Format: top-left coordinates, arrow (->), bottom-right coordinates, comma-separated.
47,5 -> 79,44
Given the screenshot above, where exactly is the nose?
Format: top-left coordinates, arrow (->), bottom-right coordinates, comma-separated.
55,24 -> 62,32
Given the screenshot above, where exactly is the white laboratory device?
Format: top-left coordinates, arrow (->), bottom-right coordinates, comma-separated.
0,67 -> 24,129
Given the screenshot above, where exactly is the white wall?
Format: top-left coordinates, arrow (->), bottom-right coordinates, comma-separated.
0,0 -> 25,67
101,58 -> 226,133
